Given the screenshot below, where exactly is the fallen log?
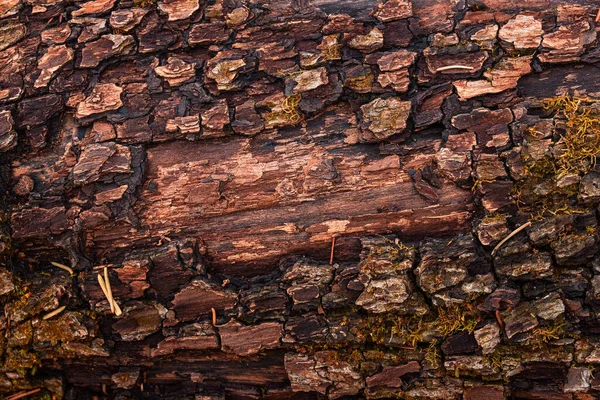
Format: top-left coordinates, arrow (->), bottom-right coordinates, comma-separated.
1,0 -> 600,399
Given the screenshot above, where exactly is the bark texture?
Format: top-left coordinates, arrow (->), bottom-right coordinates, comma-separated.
0,0 -> 600,399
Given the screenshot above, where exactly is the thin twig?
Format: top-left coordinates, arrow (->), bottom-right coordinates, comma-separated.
51,261 -> 74,276
97,274 -> 110,305
92,265 -> 114,271
6,388 -> 41,400
435,65 -> 475,72
97,273 -> 122,316
596,8 -> 600,23
211,307 -> 217,326
113,298 -> 122,316
43,305 -> 66,320
329,236 -> 336,265
491,221 -> 532,256
104,267 -> 115,314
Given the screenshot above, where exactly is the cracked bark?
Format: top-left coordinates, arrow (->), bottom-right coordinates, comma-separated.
1,0 -> 600,399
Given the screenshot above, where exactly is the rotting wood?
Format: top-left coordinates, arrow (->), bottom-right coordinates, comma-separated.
1,0 -> 600,399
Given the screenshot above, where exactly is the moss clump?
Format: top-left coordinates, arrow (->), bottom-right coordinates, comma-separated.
352,297 -> 482,348
544,95 -> 600,175
348,313 -> 427,347
514,95 -> 600,219
483,349 -> 503,370
363,237 -> 415,269
481,212 -> 507,224
391,316 -> 428,347
433,300 -> 482,336
423,340 -> 439,366
530,316 -> 569,350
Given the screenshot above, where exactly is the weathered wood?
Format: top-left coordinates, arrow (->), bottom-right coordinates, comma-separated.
1,0 -> 600,399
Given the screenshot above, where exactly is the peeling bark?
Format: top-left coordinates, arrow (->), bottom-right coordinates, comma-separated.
1,0 -> 600,399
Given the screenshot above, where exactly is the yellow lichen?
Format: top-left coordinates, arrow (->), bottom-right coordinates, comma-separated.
321,43 -> 342,60
345,73 -> 374,92
265,95 -> 302,126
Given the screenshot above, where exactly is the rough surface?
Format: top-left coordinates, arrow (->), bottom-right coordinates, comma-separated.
0,0 -> 600,399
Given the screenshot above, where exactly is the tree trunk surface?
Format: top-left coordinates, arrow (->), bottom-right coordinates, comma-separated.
1,0 -> 600,399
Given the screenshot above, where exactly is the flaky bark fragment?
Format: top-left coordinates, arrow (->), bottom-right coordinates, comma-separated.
75,83 -> 123,119
34,45 -> 74,88
158,0 -> 199,21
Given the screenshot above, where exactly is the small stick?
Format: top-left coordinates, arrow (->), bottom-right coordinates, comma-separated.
435,65 -> 475,72
43,305 -> 66,320
491,221 -> 532,256
51,261 -> 74,276
97,274 -> 110,303
104,267 -> 115,314
92,265 -> 114,271
6,388 -> 41,400
211,307 -> 217,326
113,300 -> 122,316
97,274 -> 122,316
596,8 -> 600,23
106,268 -> 122,316
329,236 -> 336,265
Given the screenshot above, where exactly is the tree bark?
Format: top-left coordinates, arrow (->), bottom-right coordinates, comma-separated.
1,0 -> 600,399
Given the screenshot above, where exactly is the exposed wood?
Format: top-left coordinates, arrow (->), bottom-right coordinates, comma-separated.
1,0 -> 600,399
